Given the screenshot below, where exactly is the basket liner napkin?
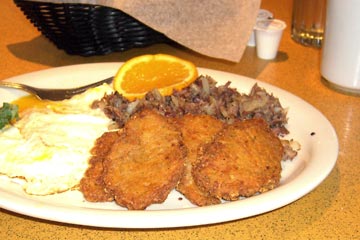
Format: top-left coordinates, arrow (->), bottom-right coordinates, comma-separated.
28,0 -> 261,62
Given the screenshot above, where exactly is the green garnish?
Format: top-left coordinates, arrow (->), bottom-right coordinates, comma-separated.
0,102 -> 19,129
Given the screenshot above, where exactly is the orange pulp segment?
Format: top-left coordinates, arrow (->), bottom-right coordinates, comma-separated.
113,54 -> 198,101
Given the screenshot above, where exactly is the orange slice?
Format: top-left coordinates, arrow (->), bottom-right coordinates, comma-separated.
113,54 -> 198,101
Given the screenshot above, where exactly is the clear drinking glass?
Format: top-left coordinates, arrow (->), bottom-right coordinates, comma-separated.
291,0 -> 326,48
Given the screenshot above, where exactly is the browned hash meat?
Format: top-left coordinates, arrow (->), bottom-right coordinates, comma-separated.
193,118 -> 284,201
92,75 -> 289,136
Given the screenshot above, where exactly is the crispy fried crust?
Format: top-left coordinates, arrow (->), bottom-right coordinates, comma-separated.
102,109 -> 186,210
175,114 -> 223,206
79,131 -> 120,202
193,118 -> 284,201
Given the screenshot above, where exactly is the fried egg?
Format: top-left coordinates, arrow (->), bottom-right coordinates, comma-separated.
0,84 -> 114,195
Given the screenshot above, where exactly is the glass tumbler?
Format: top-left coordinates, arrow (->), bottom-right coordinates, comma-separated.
291,0 -> 326,48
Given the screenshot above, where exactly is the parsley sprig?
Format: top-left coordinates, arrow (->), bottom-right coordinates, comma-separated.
0,103 -> 19,129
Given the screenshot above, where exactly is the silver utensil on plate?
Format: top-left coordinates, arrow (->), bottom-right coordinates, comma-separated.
0,77 -> 113,101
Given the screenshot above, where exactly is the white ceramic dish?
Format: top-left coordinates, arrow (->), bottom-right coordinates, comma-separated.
0,63 -> 338,228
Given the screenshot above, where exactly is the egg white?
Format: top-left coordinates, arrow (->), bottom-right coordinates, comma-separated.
0,84 -> 114,195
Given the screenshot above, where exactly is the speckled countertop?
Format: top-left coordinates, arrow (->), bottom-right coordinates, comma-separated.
1,0 -> 359,239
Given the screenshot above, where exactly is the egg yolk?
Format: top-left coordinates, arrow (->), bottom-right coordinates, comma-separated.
12,95 -> 54,113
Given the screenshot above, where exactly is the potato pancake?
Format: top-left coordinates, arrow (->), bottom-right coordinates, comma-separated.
176,114 -> 223,206
193,118 -> 284,201
102,109 -> 186,210
80,131 -> 121,202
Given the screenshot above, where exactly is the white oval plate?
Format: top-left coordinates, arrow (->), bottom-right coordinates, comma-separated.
0,63 -> 338,228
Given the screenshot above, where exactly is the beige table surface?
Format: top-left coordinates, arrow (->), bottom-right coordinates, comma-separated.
1,0 -> 359,239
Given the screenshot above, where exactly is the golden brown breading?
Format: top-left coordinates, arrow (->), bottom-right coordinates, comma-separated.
102,109 -> 186,210
193,118 -> 284,201
79,131 -> 120,202
175,114 -> 223,206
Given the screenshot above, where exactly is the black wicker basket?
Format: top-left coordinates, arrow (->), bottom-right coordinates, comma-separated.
14,0 -> 172,56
